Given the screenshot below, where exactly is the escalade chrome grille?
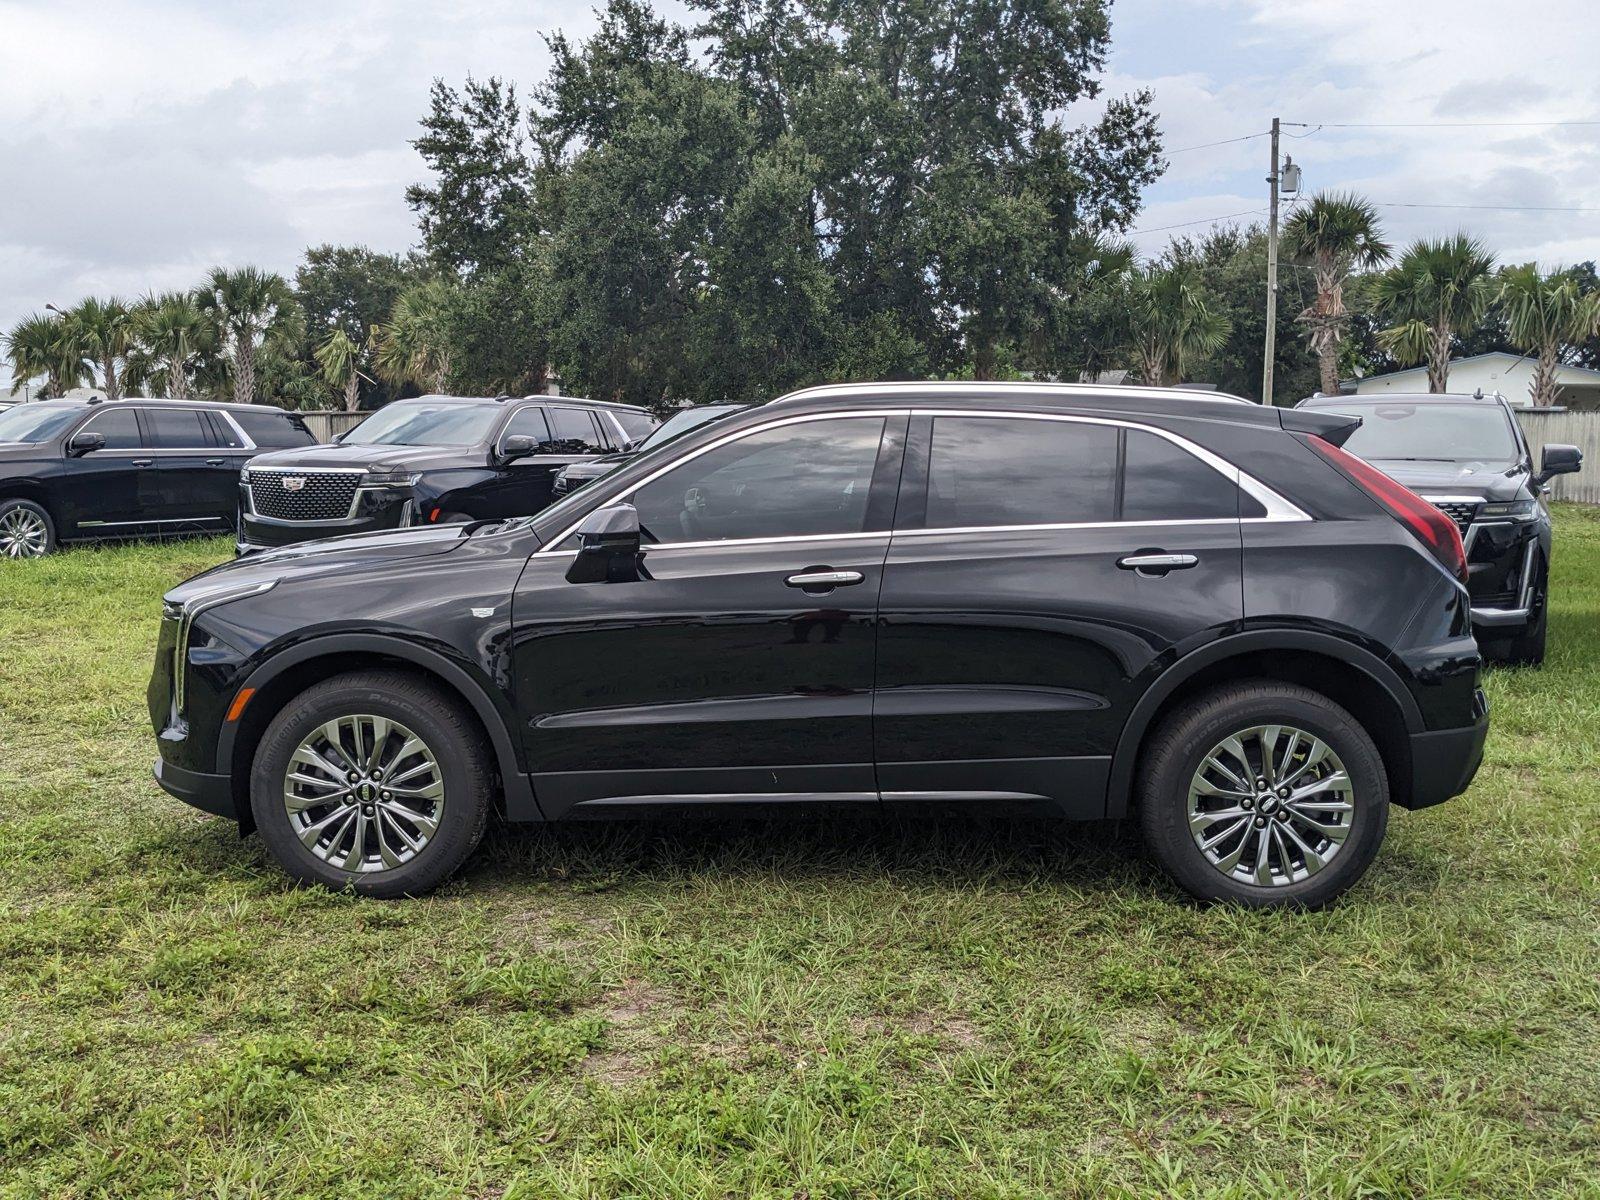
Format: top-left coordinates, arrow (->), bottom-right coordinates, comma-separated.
1430,499 -> 1479,529
249,469 -> 362,522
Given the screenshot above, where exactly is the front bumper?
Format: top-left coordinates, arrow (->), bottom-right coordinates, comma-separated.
1401,688 -> 1490,810
1462,518 -> 1541,629
153,757 -> 237,819
238,498 -> 412,553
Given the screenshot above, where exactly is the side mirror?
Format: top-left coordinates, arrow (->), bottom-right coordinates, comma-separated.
499,434 -> 537,463
1536,443 -> 1583,486
565,504 -> 643,584
68,431 -> 106,457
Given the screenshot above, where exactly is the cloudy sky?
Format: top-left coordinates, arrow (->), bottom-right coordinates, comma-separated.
3,0 -> 1597,390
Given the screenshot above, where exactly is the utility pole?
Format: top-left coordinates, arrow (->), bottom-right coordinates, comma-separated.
1261,116 -> 1281,407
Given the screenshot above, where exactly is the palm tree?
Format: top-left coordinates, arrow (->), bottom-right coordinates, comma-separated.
374,280 -> 457,392
1125,263 -> 1231,387
1370,235 -> 1496,392
1281,193 -> 1390,397
1496,265 -> 1600,408
130,292 -> 215,400
313,328 -> 367,409
62,297 -> 136,401
4,312 -> 91,398
195,266 -> 303,404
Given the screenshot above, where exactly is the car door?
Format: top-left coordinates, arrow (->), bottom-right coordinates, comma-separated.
144,406 -> 234,528
873,411 -> 1248,817
510,412 -> 907,818
60,406 -> 153,535
478,406 -> 559,517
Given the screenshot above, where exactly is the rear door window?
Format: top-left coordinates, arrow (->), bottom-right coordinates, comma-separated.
547,407 -> 605,453
924,416 -> 1119,528
147,407 -> 211,449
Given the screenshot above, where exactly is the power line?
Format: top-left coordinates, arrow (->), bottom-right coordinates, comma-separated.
1304,119 -> 1600,129
1166,131 -> 1268,155
1130,208 -> 1264,235
1373,200 -> 1600,213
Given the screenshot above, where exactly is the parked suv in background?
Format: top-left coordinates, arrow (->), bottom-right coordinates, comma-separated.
150,382 -> 1488,908
236,394 -> 655,554
0,398 -> 314,557
552,404 -> 748,498
1298,392 -> 1581,664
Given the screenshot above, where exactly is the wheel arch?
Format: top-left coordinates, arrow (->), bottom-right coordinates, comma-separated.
1106,631 -> 1423,819
219,634 -> 541,832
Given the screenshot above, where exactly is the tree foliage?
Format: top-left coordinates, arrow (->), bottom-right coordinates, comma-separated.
1371,235 -> 1497,393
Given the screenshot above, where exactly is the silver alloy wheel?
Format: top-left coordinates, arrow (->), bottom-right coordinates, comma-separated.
283,715 -> 446,874
1186,724 -> 1354,887
0,506 -> 49,558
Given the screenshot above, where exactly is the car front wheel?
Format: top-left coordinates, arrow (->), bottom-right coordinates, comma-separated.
1138,681 -> 1389,909
0,498 -> 56,558
250,669 -> 493,897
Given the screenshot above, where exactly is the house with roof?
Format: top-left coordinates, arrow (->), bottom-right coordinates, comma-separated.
1350,352 -> 1600,409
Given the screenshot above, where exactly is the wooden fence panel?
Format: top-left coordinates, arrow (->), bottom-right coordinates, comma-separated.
1515,410 -> 1600,504
299,410 -> 368,443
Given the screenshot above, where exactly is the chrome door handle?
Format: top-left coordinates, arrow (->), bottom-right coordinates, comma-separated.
206,458 -> 225,466
131,459 -> 153,467
785,570 -> 864,589
1117,553 -> 1198,576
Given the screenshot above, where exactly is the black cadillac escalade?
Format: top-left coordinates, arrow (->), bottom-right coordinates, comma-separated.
236,394 -> 656,553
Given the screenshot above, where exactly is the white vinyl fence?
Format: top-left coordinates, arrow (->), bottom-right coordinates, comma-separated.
1515,410 -> 1600,505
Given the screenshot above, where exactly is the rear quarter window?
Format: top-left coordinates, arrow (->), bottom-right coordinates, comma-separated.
235,408 -> 317,448
1122,429 -> 1256,521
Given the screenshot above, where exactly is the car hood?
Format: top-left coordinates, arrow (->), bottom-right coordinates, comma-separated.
167,523 -> 472,603
1366,459 -> 1528,502
247,442 -> 480,472
0,441 -> 50,461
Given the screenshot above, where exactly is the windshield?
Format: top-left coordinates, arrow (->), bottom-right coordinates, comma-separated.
641,406 -> 745,449
342,400 -> 502,448
1314,402 -> 1520,464
0,404 -> 81,444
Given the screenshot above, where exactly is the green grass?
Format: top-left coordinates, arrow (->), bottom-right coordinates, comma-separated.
1,514 -> 1598,1199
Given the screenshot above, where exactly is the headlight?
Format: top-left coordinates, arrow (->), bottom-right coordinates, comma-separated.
362,470 -> 422,488
1477,499 -> 1538,519
166,580 -> 277,713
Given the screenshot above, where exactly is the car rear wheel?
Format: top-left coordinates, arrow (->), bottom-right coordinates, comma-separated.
1138,681 -> 1389,909
250,669 -> 493,897
0,498 -> 55,558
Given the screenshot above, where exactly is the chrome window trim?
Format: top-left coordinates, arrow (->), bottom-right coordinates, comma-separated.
537,406 -> 1308,553
214,410 -> 258,450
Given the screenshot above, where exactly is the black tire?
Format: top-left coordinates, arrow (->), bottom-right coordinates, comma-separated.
0,497 -> 57,558
1483,555 -> 1547,668
1138,681 -> 1390,910
250,669 -> 493,897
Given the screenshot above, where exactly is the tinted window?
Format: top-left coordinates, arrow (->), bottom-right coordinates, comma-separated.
547,407 -> 603,452
206,412 -> 245,448
147,407 -> 210,449
926,417 -> 1118,528
81,408 -> 143,449
1122,430 -> 1243,521
631,417 -> 886,543
235,408 -> 316,448
502,407 -> 552,446
611,408 -> 656,442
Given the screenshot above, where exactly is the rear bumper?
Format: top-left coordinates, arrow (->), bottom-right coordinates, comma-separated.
1401,689 -> 1489,810
153,757 -> 237,820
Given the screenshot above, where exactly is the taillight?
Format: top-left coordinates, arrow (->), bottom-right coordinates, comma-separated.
1308,437 -> 1468,584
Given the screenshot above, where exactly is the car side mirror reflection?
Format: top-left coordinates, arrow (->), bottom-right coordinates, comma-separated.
499,434 -> 537,463
68,431 -> 106,457
1536,443 -> 1583,487
565,504 -> 644,584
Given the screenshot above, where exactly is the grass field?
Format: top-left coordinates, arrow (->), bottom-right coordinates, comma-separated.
2,512 -> 1598,1199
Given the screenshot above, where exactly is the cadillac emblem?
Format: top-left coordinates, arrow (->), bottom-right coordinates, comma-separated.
281,476 -> 307,492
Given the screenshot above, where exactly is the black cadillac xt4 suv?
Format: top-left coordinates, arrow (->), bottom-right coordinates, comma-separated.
150,382 -> 1489,908
0,397 -> 314,557
236,394 -> 655,553
1298,392 -> 1581,665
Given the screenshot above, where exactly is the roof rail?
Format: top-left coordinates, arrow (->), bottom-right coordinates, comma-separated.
767,380 -> 1255,407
